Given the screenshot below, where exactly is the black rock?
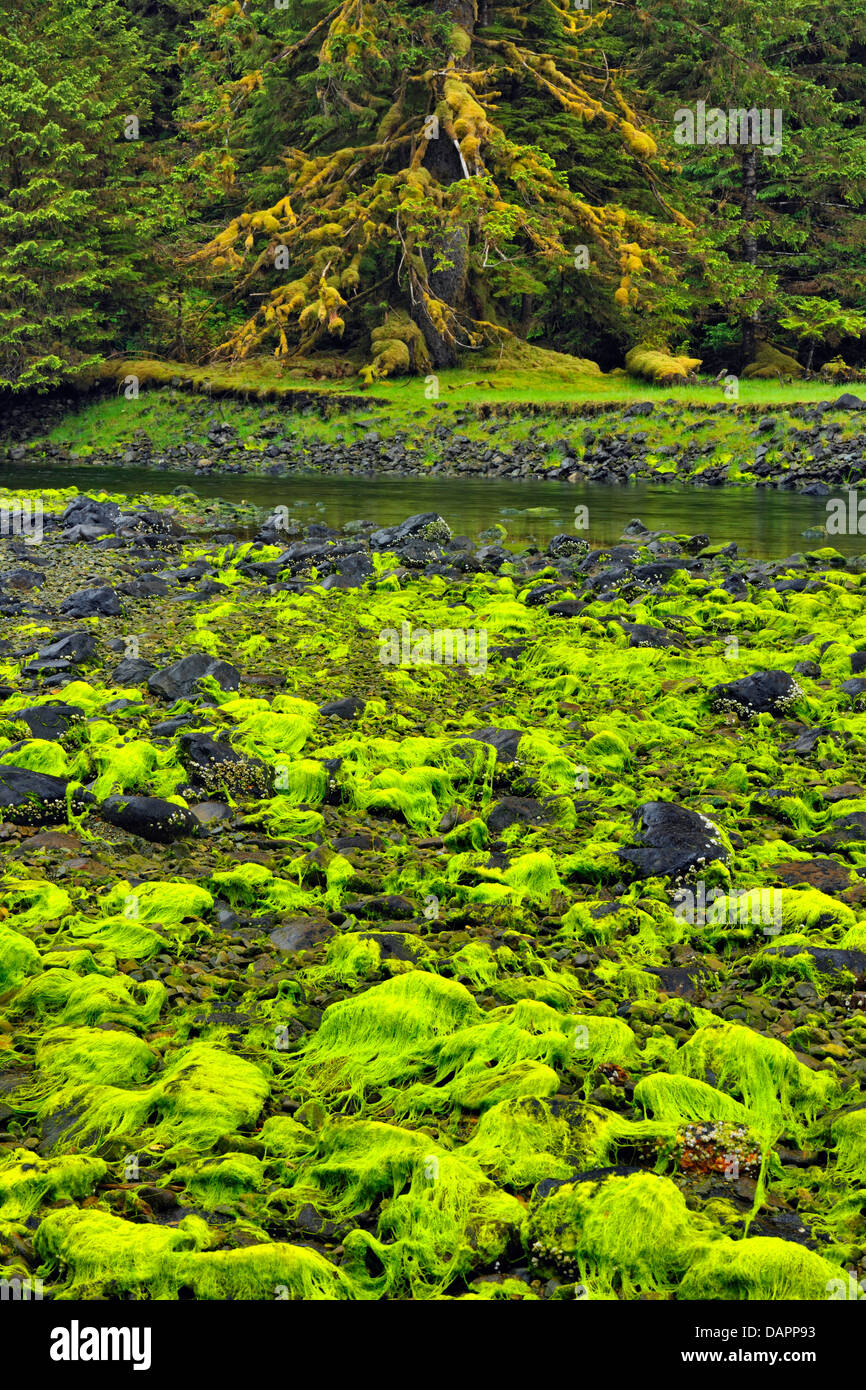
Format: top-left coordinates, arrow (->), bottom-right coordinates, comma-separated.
99,794 -> 199,843
119,576 -> 170,599
486,796 -> 547,832
615,620 -> 684,650
33,632 -> 97,665
369,513 -> 451,550
710,669 -> 802,718
547,535 -> 589,559
833,394 -> 866,410
22,631 -> 97,677
465,728 -> 524,763
319,697 -> 366,719
0,767 -> 94,825
147,653 -> 241,702
320,554 -> 374,588
178,732 -> 274,799
547,599 -> 588,618
619,801 -> 729,880
840,677 -> 866,703
3,568 -> 45,591
768,945 -> 866,978
111,657 -> 157,685
852,649 -> 866,675
646,965 -> 704,999
59,587 -> 121,618
342,894 -> 416,920
60,497 -> 122,531
6,703 -> 84,740
269,918 -> 335,953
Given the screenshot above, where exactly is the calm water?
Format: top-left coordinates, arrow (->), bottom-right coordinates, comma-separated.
6,463 -> 863,559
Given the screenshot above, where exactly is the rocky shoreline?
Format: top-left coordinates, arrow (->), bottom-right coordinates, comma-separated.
1,487 -> 866,1300
5,389 -> 866,493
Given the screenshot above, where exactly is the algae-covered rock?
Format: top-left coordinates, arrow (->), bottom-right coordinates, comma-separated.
3,489 -> 866,1305
619,801 -> 729,880
710,669 -> 803,719
148,653 -> 241,701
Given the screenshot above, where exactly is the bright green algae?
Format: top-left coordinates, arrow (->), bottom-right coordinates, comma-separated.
1,489 -> 866,1299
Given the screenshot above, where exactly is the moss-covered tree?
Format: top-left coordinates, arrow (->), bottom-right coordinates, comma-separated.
181,0 -> 694,377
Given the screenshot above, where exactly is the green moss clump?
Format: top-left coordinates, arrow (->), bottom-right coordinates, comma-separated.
0,1149 -> 107,1221
679,1237 -> 843,1300
36,1207 -> 355,1300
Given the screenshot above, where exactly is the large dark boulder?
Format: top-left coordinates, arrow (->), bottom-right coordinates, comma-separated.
60,587 -> 121,618
486,796 -> 547,832
99,794 -> 199,843
22,631 -> 97,677
60,497 -> 122,531
178,732 -> 274,799
619,801 -> 729,880
147,654 -> 241,702
465,728 -> 524,763
369,513 -> 451,550
112,657 -> 158,686
6,703 -> 84,740
319,697 -> 365,720
0,768 -> 94,825
710,670 -> 802,718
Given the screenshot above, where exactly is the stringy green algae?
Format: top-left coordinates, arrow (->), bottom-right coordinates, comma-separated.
35,1207 -> 356,1300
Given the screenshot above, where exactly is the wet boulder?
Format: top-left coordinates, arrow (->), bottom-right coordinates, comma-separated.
486,796 -> 548,832
6,703 -> 84,741
22,631 -> 97,677
111,657 -> 157,686
614,620 -> 685,650
3,568 -> 45,591
60,497 -> 121,533
547,535 -> 589,560
178,732 -> 274,799
147,653 -> 241,702
0,768 -> 94,825
319,697 -> 366,720
60,587 -> 122,619
619,801 -> 729,880
369,513 -> 451,550
710,670 -> 802,718
465,728 -> 524,764
269,918 -> 335,953
840,677 -> 866,708
99,794 -> 199,843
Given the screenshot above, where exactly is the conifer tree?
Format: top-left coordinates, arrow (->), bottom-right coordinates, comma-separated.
182,0 -> 690,376
0,0 -> 152,390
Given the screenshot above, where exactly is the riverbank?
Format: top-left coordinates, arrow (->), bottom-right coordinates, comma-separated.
1,489 -> 866,1300
5,384 -> 866,499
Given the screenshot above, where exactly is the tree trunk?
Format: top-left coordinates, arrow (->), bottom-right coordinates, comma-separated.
410,0 -> 478,368
740,149 -> 759,366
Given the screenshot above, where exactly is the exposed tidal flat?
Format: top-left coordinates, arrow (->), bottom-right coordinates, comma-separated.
1,482 -> 866,1302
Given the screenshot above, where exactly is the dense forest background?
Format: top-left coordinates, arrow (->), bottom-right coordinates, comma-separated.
2,0 -> 865,391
